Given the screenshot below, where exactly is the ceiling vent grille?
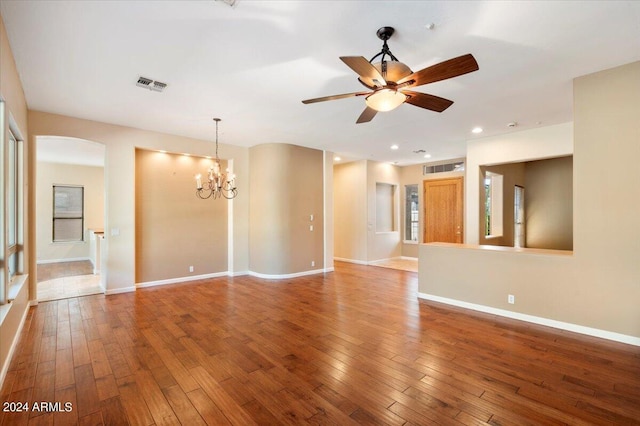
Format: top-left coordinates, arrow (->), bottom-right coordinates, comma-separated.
423,161 -> 465,175
136,76 -> 168,92
152,81 -> 167,91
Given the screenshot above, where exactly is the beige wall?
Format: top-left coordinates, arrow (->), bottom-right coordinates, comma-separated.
367,161 -> 401,261
36,162 -> 104,262
28,111 -> 250,292
135,149 -> 228,282
525,156 -> 573,250
333,161 -> 367,262
0,16 -> 27,132
420,62 -> 640,341
249,143 -> 324,275
323,151 -> 334,271
0,12 -> 30,386
572,61 -> 640,329
334,160 -> 402,262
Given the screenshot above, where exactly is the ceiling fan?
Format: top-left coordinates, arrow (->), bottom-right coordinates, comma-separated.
302,26 -> 479,123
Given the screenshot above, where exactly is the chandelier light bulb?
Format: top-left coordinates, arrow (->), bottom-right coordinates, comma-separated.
365,89 -> 407,112
195,118 -> 238,200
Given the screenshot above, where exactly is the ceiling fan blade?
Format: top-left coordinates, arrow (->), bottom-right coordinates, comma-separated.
356,106 -> 378,124
403,90 -> 454,112
302,91 -> 370,104
340,56 -> 386,86
397,54 -> 479,87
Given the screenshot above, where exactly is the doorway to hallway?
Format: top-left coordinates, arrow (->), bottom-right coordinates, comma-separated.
35,136 -> 106,301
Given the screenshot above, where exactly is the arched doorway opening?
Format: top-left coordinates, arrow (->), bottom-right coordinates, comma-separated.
35,136 -> 106,301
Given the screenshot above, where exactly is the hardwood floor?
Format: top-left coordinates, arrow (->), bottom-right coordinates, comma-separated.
2,261 -> 639,425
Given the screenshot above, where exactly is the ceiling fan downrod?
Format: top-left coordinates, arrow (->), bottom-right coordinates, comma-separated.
369,26 -> 400,65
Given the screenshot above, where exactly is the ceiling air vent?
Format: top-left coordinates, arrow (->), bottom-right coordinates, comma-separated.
152,81 -> 167,91
423,161 -> 465,175
136,76 -> 168,92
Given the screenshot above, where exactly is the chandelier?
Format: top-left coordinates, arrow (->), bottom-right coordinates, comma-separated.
195,118 -> 238,199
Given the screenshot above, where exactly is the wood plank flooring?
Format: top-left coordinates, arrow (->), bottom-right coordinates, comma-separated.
2,261 -> 639,425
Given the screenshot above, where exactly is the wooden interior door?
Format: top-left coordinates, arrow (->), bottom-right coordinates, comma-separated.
423,177 -> 464,243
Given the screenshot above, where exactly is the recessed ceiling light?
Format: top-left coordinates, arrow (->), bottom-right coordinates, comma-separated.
334,156 -> 341,161
390,144 -> 399,150
424,154 -> 432,159
472,127 -> 483,134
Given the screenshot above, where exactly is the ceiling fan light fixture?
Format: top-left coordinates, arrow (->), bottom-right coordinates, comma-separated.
301,26 -> 478,123
365,89 -> 407,112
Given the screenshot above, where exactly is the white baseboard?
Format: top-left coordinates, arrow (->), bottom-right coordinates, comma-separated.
417,292 -> 640,347
248,268 -> 332,280
368,257 -> 393,264
109,268 -> 335,294
336,256 -> 417,265
136,272 -> 228,289
105,286 -> 136,295
37,257 -> 91,264
334,257 -> 368,265
0,302 -> 30,389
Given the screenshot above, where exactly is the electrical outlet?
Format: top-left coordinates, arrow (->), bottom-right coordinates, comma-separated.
189,266 -> 194,273
311,261 -> 315,267
309,225 -> 314,231
508,294 -> 515,304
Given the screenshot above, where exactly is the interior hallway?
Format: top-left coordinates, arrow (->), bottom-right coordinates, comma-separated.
37,260 -> 102,302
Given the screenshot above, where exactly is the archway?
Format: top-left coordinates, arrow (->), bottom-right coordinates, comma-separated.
35,136 -> 106,301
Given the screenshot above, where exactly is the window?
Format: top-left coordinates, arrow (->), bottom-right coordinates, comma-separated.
404,184 -> 419,242
2,107 -> 25,305
6,131 -> 20,284
484,172 -> 503,237
53,185 -> 85,242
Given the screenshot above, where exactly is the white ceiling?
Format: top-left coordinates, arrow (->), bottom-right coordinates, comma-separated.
2,1 -> 639,165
